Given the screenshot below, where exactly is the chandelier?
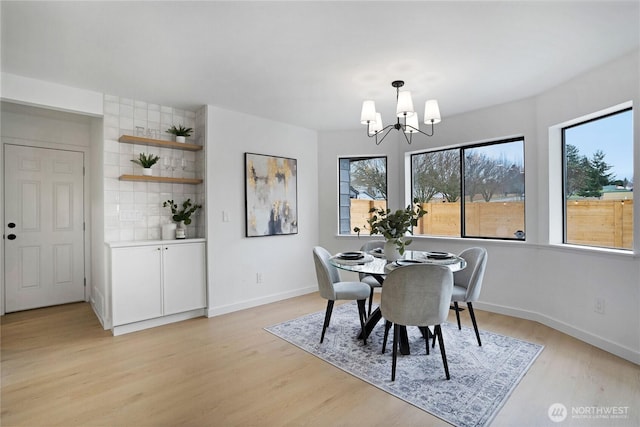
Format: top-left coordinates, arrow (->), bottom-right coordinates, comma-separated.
360,80 -> 441,145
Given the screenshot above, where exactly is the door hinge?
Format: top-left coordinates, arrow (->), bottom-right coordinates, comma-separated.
84,278 -> 86,287
83,222 -> 86,231
83,166 -> 86,176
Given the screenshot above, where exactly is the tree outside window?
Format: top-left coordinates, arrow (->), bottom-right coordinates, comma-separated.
411,138 -> 525,239
562,108 -> 633,250
339,157 -> 387,235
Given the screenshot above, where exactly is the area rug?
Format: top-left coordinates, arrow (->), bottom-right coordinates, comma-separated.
265,302 -> 543,427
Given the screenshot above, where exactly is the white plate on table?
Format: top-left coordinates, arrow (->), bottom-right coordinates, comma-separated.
369,247 -> 385,258
426,251 -> 453,260
335,251 -> 365,260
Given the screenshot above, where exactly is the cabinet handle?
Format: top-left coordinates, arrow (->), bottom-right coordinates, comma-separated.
164,247 -> 168,250
157,247 -> 161,251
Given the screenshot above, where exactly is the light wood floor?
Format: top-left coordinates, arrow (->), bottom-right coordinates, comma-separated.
1,293 -> 639,427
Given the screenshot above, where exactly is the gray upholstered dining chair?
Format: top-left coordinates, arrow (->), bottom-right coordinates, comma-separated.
380,264 -> 454,381
312,246 -> 371,345
359,240 -> 385,315
451,247 -> 488,346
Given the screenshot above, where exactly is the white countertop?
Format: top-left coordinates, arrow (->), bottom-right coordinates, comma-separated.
106,238 -> 206,248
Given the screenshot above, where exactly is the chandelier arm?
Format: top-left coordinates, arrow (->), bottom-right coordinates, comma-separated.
401,130 -> 412,145
371,124 -> 396,145
404,122 -> 435,137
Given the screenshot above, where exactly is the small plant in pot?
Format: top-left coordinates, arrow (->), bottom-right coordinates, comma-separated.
131,153 -> 160,176
354,199 -> 427,261
166,125 -> 193,143
163,199 -> 202,239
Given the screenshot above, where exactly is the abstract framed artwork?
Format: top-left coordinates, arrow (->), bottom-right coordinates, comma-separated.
245,152 -> 298,237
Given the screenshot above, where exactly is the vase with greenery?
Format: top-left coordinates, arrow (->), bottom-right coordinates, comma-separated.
163,199 -> 202,238
166,125 -> 193,143
354,199 -> 427,260
131,153 -> 160,176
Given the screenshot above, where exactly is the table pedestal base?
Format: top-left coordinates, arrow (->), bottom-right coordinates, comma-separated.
359,308 -> 432,355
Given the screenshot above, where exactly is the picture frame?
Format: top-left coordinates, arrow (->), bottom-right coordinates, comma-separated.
244,152 -> 298,237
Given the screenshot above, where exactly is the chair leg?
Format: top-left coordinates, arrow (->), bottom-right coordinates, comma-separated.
424,327 -> 430,356
382,320 -> 392,353
435,325 -> 450,380
356,299 -> 367,345
391,323 -> 399,381
467,302 -> 482,346
418,326 -> 431,355
320,300 -> 334,343
454,301 -> 461,330
368,286 -> 374,316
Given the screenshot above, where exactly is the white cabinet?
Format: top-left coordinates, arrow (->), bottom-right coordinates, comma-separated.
109,239 -> 206,333
112,245 -> 163,325
163,243 -> 206,315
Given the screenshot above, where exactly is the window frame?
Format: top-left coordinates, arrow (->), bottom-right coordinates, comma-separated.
560,106 -> 633,250
410,136 -> 526,241
338,155 -> 388,235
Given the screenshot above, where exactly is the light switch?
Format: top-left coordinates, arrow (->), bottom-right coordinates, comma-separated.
222,211 -> 230,222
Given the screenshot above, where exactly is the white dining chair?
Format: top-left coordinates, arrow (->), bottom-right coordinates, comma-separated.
451,247 -> 488,346
359,240 -> 385,315
312,247 -> 371,344
380,264 -> 454,381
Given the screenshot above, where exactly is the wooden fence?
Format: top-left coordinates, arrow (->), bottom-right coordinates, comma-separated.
350,199 -> 633,249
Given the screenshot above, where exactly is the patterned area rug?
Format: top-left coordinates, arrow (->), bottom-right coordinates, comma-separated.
265,302 -> 543,427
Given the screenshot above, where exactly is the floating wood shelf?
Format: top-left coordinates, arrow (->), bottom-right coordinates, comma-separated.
118,135 -> 203,151
119,175 -> 203,185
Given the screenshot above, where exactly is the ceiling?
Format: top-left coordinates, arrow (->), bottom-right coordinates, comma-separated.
2,1 -> 639,132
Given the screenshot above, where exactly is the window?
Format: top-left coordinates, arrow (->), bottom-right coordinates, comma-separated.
562,108 -> 633,250
339,156 -> 387,235
411,138 -> 525,240
411,149 -> 461,237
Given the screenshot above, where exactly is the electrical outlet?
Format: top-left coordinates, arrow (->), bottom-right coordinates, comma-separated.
594,297 -> 605,314
256,272 -> 263,284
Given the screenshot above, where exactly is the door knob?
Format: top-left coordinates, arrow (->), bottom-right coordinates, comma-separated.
7,222 -> 15,228
7,234 -> 16,240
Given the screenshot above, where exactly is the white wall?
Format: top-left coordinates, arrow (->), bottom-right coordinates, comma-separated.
318,50 -> 640,364
205,105 -> 319,315
1,72 -> 103,117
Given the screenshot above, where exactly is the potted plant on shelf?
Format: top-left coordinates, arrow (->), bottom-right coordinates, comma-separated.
163,198 -> 202,239
166,125 -> 193,143
131,153 -> 160,176
354,199 -> 427,261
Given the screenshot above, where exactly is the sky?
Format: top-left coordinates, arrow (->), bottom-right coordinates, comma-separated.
564,109 -> 634,182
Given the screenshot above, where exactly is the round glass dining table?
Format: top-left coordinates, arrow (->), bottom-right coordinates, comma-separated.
329,249 -> 466,355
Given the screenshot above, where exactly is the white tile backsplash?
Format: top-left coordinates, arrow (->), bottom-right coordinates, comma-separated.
103,96 -> 204,242
148,110 -> 160,123
120,104 -> 134,120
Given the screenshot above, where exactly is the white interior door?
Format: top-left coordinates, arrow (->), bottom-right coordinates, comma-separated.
4,144 -> 85,312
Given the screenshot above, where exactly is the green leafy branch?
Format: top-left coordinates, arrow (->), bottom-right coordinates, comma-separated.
163,199 -> 202,225
354,198 -> 427,254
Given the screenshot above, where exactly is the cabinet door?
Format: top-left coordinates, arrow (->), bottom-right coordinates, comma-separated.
112,246 -> 163,325
162,242 -> 206,315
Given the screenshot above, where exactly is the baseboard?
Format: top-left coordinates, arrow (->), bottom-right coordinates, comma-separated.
207,286 -> 317,317
90,300 -> 110,330
112,309 -> 206,336
474,301 -> 640,365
